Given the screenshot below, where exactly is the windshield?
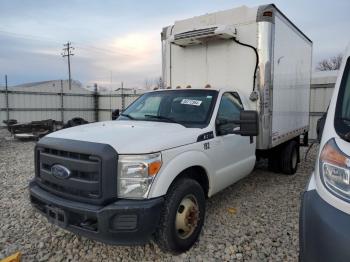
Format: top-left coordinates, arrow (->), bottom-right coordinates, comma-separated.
119,90 -> 218,128
335,57 -> 350,141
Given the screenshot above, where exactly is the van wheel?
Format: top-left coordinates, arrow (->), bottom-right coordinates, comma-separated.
281,140 -> 299,175
155,178 -> 205,254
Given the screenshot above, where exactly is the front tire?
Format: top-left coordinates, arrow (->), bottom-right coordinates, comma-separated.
155,178 -> 206,254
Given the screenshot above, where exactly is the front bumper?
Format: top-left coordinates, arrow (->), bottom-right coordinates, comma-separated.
29,181 -> 164,245
300,189 -> 350,262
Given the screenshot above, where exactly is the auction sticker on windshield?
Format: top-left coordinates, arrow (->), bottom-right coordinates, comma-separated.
181,99 -> 202,106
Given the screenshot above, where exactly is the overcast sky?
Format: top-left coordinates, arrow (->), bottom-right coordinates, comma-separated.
0,0 -> 349,88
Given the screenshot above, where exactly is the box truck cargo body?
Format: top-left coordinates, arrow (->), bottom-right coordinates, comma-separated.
161,4 -> 312,149
29,4 -> 312,254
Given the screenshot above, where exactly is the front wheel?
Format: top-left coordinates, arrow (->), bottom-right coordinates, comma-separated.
155,178 -> 206,254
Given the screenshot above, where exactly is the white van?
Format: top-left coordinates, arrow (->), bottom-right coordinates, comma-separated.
300,44 -> 350,261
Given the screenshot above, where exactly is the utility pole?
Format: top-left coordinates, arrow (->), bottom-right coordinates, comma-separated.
61,42 -> 74,90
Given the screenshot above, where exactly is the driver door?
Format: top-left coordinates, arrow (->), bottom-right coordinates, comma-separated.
210,92 -> 256,193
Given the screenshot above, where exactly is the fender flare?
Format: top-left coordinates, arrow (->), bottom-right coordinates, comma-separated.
148,150 -> 214,198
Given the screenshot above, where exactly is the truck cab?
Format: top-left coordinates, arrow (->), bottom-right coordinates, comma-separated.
300,44 -> 350,261
30,87 -> 258,253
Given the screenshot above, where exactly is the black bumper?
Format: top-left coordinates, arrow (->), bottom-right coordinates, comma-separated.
300,189 -> 350,262
29,181 -> 164,245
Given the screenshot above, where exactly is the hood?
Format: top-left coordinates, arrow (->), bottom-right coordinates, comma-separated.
46,120 -> 206,154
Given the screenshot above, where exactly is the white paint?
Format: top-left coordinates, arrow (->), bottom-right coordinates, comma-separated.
314,43 -> 350,215
271,14 -> 312,146
306,172 -> 316,191
47,120 -> 202,154
149,88 -> 256,198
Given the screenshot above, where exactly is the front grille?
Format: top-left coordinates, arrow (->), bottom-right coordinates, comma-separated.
36,147 -> 102,200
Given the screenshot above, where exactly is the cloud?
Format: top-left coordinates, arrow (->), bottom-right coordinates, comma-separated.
75,31 -> 162,88
110,31 -> 160,66
0,0 -> 349,86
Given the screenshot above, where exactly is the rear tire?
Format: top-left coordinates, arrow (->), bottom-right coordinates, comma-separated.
281,140 -> 299,175
268,150 -> 281,173
155,178 -> 206,254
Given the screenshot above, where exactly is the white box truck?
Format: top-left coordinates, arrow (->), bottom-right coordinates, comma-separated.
29,4 -> 312,253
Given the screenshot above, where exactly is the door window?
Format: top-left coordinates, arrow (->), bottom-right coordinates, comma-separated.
216,92 -> 243,135
217,93 -> 243,121
335,57 -> 350,140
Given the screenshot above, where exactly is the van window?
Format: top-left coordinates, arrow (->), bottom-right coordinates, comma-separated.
335,57 -> 350,140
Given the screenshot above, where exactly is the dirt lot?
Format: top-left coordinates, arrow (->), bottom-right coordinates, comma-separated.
0,128 -> 317,261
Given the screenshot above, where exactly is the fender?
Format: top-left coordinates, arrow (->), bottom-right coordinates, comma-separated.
148,148 -> 214,198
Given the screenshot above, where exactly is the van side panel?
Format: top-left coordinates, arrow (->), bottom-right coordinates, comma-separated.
271,14 -> 312,147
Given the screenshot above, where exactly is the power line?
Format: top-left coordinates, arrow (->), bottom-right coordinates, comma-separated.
0,29 -> 134,57
78,45 -> 133,57
0,29 -> 158,58
61,42 -> 75,90
0,29 -> 61,44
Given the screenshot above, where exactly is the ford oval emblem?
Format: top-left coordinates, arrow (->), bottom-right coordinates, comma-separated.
51,164 -> 71,179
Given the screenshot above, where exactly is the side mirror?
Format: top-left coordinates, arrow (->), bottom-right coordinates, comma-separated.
316,112 -> 327,142
216,110 -> 259,137
235,110 -> 259,137
112,109 -> 120,120
215,119 -> 230,136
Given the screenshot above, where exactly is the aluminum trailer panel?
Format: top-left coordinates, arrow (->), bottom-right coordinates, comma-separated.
270,11 -> 312,147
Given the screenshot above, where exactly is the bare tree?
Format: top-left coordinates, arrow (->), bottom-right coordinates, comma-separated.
316,54 -> 343,71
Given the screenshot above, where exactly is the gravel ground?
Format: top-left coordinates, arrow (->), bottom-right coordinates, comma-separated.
0,128 -> 318,261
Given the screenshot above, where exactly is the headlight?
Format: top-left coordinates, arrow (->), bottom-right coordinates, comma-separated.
118,153 -> 162,199
320,139 -> 350,200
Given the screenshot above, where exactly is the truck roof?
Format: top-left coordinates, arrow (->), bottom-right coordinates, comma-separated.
163,3 -> 311,44
150,87 -> 231,93
262,4 -> 312,43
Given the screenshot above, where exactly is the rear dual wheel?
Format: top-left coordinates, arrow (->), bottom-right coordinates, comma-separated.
281,140 -> 299,175
268,140 -> 299,175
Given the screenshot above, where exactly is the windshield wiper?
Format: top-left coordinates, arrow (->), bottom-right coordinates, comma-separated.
144,114 -> 183,125
120,113 -> 135,120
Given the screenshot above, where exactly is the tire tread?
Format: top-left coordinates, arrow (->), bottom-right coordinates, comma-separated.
154,178 -> 205,254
